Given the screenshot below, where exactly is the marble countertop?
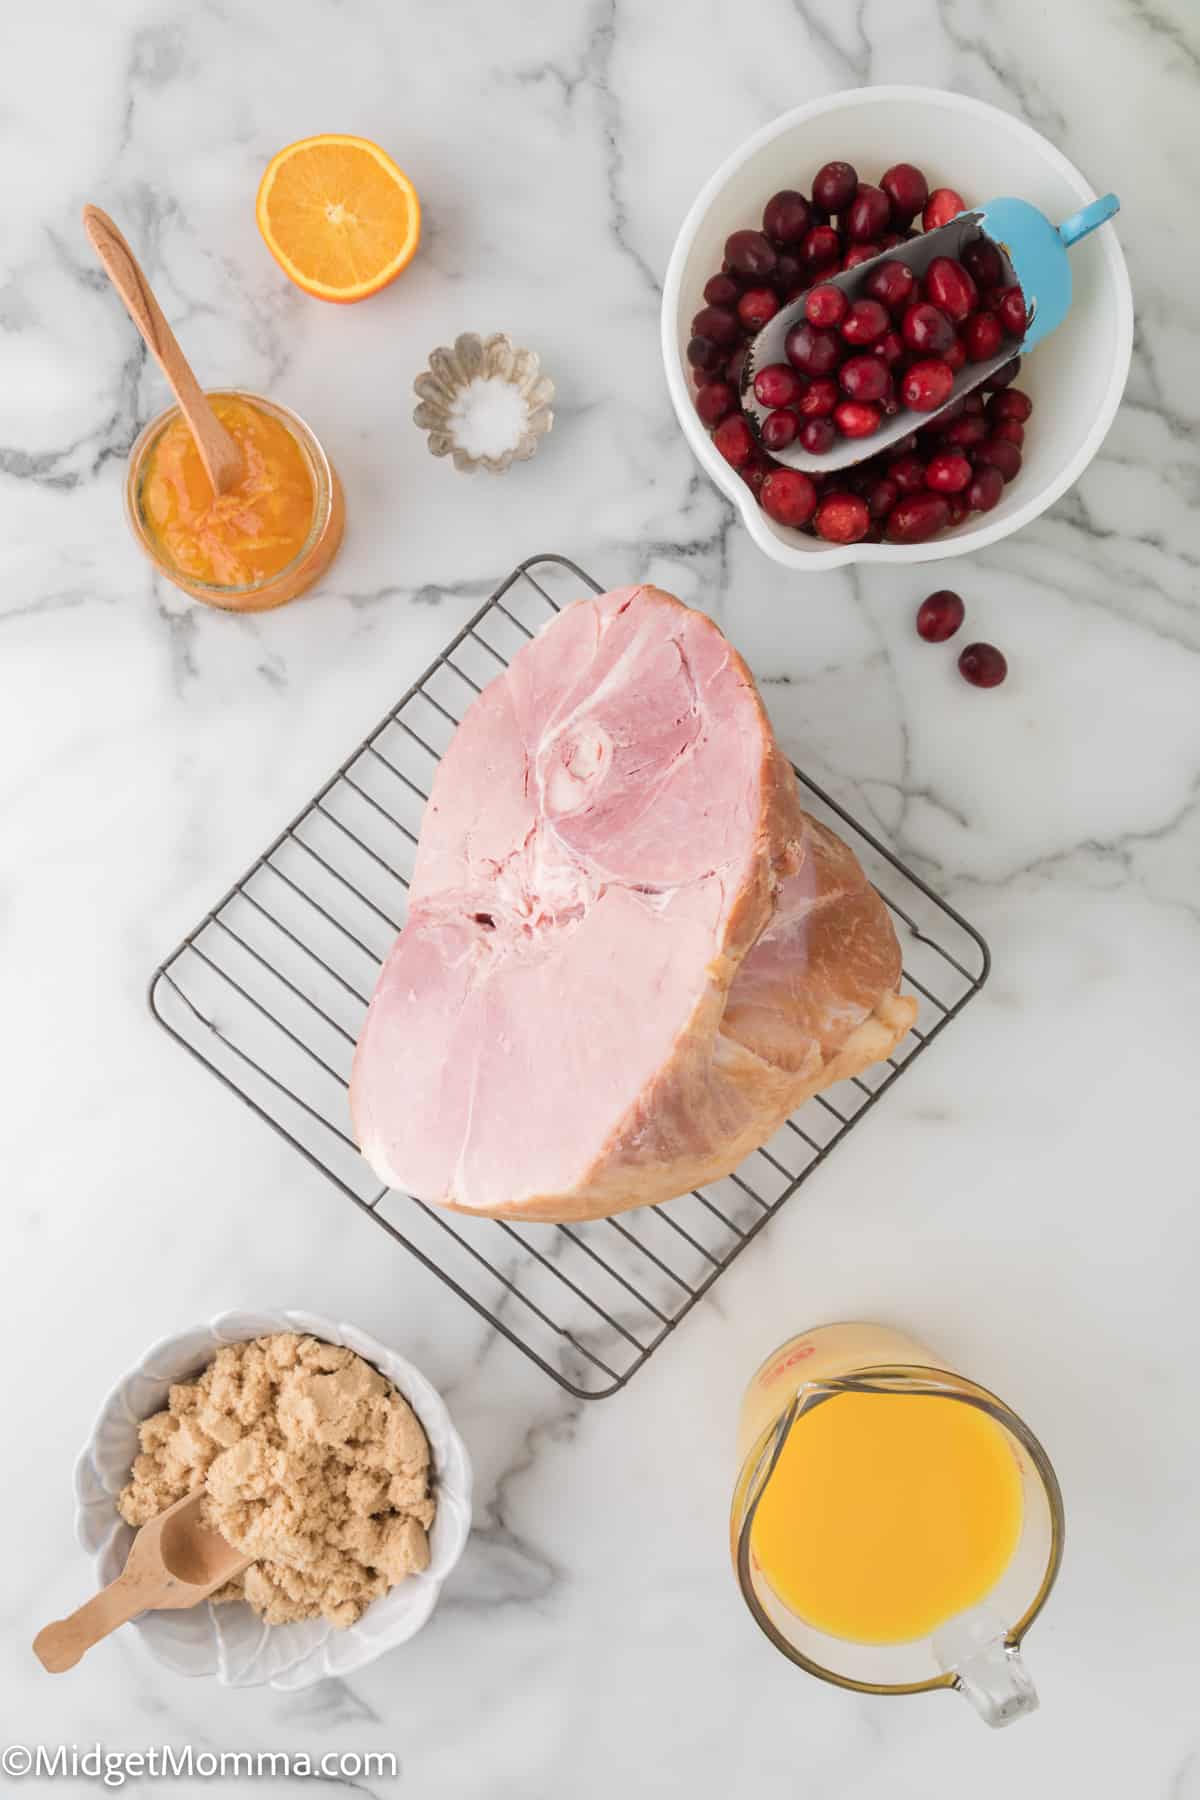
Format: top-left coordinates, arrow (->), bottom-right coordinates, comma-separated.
3,1 -> 1198,1794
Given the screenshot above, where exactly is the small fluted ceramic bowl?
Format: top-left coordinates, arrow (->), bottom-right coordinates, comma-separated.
661,85 -> 1133,570
74,1307 -> 472,1690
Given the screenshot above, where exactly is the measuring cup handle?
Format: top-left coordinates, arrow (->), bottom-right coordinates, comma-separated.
955,1639 -> 1039,1728
1058,193 -> 1120,248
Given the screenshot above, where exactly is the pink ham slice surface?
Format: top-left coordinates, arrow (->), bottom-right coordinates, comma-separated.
350,586 -> 915,1221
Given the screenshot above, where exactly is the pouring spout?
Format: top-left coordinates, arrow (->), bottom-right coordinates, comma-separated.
1058,193 -> 1120,248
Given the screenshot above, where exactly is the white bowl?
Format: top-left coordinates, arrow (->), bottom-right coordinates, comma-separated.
661,85 -> 1133,569
73,1308 -> 472,1690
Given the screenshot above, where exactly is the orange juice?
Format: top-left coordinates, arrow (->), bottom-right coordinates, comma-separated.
750,1387 -> 1024,1644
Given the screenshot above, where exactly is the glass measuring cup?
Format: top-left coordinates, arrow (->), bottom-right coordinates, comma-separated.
731,1323 -> 1064,1727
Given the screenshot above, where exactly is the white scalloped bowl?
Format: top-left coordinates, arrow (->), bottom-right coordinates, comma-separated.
74,1308 -> 472,1690
661,85 -> 1133,569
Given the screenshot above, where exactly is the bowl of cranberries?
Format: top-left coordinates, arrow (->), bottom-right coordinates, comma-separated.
662,86 -> 1132,569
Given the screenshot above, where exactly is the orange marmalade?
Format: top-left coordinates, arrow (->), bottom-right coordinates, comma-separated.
128,393 -> 343,610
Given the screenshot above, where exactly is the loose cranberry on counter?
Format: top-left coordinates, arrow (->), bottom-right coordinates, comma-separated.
763,189 -> 811,243
900,358 -> 955,412
868,476 -> 900,518
958,642 -> 1008,687
687,336 -> 725,373
796,377 -> 839,417
992,419 -> 1025,446
962,312 -> 1003,361
888,454 -> 928,494
695,382 -> 736,427
982,356 -> 1021,390
924,256 -> 978,321
761,408 -> 800,450
843,243 -> 881,269
802,224 -> 842,272
839,354 -> 891,401
799,416 -> 836,454
864,258 -> 916,311
961,238 -> 1005,290
885,492 -> 952,542
738,287 -> 780,330
833,399 -> 882,439
785,322 -> 841,374
902,301 -> 955,355
881,162 -> 929,224
761,468 -> 818,527
973,438 -> 1023,482
924,450 -> 973,493
703,272 -> 740,307
916,589 -> 965,641
997,285 -> 1029,336
965,464 -> 1004,511
922,188 -> 965,231
873,328 -> 905,365
725,229 -> 778,278
712,414 -> 755,468
988,388 -> 1033,422
841,298 -> 891,345
754,362 -> 805,408
692,304 -> 740,346
847,183 -> 891,241
814,491 -> 871,543
806,282 -> 848,328
812,160 -> 858,214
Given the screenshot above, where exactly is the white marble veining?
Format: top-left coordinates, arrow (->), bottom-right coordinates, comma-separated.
3,1 -> 1199,1794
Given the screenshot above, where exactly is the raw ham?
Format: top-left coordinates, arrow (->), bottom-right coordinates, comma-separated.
350,586 -> 915,1221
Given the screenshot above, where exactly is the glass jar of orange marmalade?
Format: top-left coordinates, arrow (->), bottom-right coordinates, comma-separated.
124,391 -> 344,611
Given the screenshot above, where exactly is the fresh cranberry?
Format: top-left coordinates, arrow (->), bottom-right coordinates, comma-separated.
982,356 -> 1021,390
847,183 -> 891,241
888,454 -> 928,495
867,476 -> 900,518
973,438 -> 1022,482
806,283 -> 848,328
901,358 -> 955,412
695,382 -> 736,427
963,391 -> 986,413
962,312 -> 1003,361
838,354 -> 889,402
738,287 -> 779,330
754,362 -> 805,408
961,238 -> 1005,290
703,272 -> 740,308
943,338 -> 967,372
880,163 -> 929,224
773,251 -> 804,297
763,190 -> 811,244
991,419 -> 1025,446
885,493 -> 952,542
841,298 -> 890,345
891,432 -> 919,455
723,342 -> 748,385
712,414 -> 755,468
785,322 -> 840,374
946,493 -> 970,526
814,492 -> 870,543
958,642 -> 1008,687
924,257 -> 978,322
916,589 -> 965,640
687,336 -> 725,373
966,465 -> 1004,512
902,301 -> 955,355
692,304 -> 740,346
942,413 -> 990,448
997,285 -> 1028,337
873,328 -> 905,365
796,377 -> 839,417
937,396 -> 966,425
843,243 -> 881,269
812,161 -> 858,214
988,388 -> 1033,422
740,459 -> 768,501
761,468 -> 818,526
725,229 -> 777,278
799,416 -> 836,454
802,224 -> 841,272
761,408 -> 799,451
834,399 -> 882,439
924,450 -> 972,493
922,188 -> 965,232
864,259 -> 916,311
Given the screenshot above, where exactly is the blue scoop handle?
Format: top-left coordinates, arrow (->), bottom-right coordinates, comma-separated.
1058,193 -> 1120,247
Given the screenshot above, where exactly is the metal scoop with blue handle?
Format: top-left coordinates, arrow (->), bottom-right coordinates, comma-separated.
741,193 -> 1120,473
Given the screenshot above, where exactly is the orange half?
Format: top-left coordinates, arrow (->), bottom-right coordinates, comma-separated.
256,135 -> 421,303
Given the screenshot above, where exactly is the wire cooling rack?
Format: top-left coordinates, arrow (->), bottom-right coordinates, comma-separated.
151,554 -> 989,1400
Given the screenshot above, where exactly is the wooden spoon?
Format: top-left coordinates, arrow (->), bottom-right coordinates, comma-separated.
33,1491 -> 252,1673
82,204 -> 243,495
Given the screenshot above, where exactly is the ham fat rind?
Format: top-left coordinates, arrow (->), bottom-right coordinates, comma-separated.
350,586 -> 916,1221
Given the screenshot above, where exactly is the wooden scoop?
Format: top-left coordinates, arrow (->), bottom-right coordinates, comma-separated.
82,203 -> 243,495
33,1492 -> 251,1673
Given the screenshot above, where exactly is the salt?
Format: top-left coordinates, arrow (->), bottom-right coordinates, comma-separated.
447,376 -> 529,461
